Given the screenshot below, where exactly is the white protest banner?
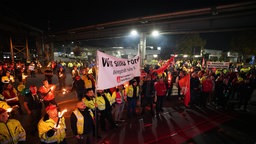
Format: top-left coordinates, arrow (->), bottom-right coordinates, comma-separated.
96,50 -> 141,90
207,61 -> 230,69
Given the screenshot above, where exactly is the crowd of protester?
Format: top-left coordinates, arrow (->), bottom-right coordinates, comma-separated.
0,58 -> 255,143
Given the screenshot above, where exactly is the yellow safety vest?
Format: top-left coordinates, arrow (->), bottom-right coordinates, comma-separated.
105,92 -> 115,105
112,91 -> 125,104
82,97 -> 96,110
38,117 -> 66,143
81,75 -> 93,89
126,85 -> 139,98
0,101 -> 11,110
73,108 -> 94,135
0,119 -> 26,144
1,75 -> 15,83
96,96 -> 106,110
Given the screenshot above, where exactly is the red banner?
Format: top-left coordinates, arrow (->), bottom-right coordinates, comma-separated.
202,57 -> 205,68
178,74 -> 190,107
153,56 -> 175,74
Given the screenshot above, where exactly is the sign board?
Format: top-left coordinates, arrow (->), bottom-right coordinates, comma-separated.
207,61 -> 230,69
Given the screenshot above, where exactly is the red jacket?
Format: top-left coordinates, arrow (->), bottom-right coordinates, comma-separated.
154,81 -> 167,96
202,79 -> 213,92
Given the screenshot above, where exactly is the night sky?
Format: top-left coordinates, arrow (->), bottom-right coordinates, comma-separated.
1,0 -> 247,31
0,0 -> 251,51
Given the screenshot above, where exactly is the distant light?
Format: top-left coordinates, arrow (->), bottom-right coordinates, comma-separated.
157,47 -> 161,50
183,55 -> 188,58
130,30 -> 138,36
153,54 -> 158,58
147,46 -> 153,49
151,30 -> 159,37
171,54 -> 178,57
113,47 -> 123,49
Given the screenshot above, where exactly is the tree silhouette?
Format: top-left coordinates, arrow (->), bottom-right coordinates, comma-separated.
73,46 -> 81,56
230,31 -> 256,60
176,34 -> 206,56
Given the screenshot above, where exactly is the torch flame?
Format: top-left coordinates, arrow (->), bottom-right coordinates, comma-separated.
62,89 -> 67,94
59,109 -> 67,117
7,108 -> 12,113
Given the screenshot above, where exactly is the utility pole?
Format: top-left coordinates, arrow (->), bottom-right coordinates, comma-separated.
139,32 -> 146,67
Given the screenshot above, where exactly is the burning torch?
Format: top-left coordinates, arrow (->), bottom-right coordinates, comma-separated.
62,88 -> 69,95
55,109 -> 67,128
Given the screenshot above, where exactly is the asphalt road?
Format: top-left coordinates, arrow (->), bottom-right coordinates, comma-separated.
16,72 -> 256,144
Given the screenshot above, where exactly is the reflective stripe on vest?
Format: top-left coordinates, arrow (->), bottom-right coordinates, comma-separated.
73,109 -> 84,135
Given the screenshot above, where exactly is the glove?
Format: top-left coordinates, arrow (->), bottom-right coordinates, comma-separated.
46,129 -> 56,137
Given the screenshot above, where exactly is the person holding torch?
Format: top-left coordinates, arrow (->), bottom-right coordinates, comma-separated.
0,107 -> 26,144
38,104 -> 67,144
38,79 -> 57,107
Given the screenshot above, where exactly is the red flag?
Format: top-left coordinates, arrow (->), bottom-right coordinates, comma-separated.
153,56 -> 175,74
202,57 -> 205,68
178,74 -> 190,107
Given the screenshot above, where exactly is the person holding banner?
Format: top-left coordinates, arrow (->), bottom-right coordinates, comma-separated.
126,79 -> 140,118
112,85 -> 126,122
96,89 -> 117,131
82,88 -> 101,139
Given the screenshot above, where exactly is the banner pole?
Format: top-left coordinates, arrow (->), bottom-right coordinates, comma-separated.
94,50 -> 99,138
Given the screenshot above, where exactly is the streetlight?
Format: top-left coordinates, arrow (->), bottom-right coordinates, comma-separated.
130,29 -> 160,67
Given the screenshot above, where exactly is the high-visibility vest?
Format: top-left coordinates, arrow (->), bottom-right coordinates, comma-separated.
73,109 -> 84,134
113,91 -> 123,104
82,97 -> 96,110
1,75 -> 15,83
38,117 -> 66,143
105,92 -> 115,105
81,75 -> 92,89
96,96 -> 106,110
73,108 -> 94,135
126,85 -> 139,98
0,100 -> 11,110
0,119 -> 26,144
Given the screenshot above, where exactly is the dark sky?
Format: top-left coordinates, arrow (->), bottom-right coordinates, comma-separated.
1,0 -> 252,51
1,0 -> 247,32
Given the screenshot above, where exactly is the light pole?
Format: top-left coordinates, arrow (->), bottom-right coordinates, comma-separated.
139,32 -> 146,67
130,30 -> 160,67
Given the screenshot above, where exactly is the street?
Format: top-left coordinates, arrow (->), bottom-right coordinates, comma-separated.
17,72 -> 256,144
